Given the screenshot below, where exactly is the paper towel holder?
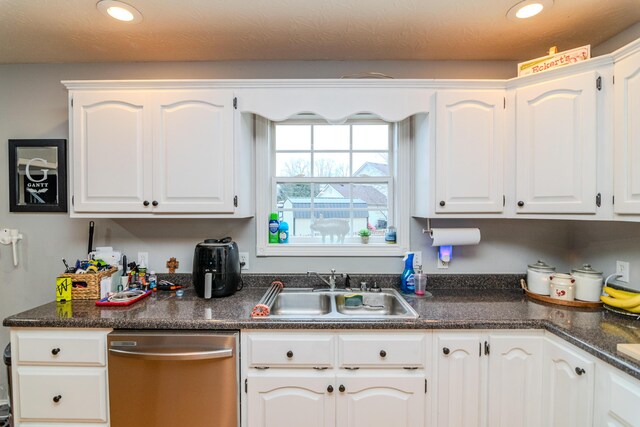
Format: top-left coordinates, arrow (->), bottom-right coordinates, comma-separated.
421,218 -> 434,236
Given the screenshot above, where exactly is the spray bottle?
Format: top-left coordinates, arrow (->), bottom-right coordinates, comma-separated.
401,252 -> 415,294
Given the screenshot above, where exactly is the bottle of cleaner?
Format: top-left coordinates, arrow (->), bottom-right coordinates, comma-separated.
269,213 -> 279,243
401,252 -> 415,294
278,221 -> 289,244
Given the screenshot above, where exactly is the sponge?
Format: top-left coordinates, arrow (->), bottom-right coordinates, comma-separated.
343,294 -> 363,307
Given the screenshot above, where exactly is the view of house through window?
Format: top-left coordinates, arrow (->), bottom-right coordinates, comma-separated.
272,118 -> 394,244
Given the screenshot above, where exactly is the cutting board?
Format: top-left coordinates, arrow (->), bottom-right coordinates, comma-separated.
617,343 -> 640,362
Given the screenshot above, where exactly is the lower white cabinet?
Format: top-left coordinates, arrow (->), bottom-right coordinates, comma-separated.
10,328 -> 111,427
434,331 -> 543,427
543,337 -> 595,427
595,361 -> 640,427
243,331 -> 428,427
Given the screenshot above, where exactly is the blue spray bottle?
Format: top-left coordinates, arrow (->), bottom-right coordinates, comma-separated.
401,252 -> 415,294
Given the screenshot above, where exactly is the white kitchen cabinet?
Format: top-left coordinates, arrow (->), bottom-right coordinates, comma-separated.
486,334 -> 543,427
434,333 -> 483,427
595,360 -> 640,427
614,48 -> 640,215
435,91 -> 505,214
433,331 -> 544,427
242,331 -> 429,427
66,83 -> 247,216
10,328 -> 111,427
247,373 -> 335,427
336,374 -> 425,427
515,71 -> 599,214
543,337 -> 595,427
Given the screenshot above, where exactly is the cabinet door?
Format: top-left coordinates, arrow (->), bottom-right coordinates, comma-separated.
515,72 -> 598,214
487,335 -> 543,427
596,364 -> 640,427
614,50 -> 640,214
247,373 -> 335,427
435,334 -> 482,427
335,374 -> 425,427
71,91 -> 152,212
435,91 -> 505,213
151,90 -> 235,213
544,339 -> 595,427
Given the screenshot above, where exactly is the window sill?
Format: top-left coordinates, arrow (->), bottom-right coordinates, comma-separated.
256,243 -> 408,257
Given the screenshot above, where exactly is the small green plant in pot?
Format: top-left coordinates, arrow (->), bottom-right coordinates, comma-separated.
358,228 -> 371,244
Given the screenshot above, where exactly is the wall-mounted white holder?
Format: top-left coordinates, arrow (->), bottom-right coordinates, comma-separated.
0,228 -> 24,266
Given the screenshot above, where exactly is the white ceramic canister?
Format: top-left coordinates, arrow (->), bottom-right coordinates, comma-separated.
527,260 -> 556,295
571,264 -> 604,302
549,273 -> 576,301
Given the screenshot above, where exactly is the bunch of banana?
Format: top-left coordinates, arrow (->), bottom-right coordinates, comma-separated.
600,286 -> 640,313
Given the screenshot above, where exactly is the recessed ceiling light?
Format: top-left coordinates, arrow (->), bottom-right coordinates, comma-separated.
97,0 -> 143,23
507,0 -> 553,21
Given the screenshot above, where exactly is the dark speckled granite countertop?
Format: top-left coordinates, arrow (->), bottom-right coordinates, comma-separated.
3,274 -> 640,381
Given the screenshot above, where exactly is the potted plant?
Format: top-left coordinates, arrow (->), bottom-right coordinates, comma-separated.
358,228 -> 371,244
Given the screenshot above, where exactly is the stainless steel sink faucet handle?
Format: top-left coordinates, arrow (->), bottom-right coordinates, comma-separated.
307,271 -> 333,289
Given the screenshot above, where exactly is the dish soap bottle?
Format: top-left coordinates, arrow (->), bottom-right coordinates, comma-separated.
401,252 -> 415,294
269,213 -> 279,244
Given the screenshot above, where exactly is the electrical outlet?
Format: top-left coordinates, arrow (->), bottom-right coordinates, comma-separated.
413,251 -> 422,269
616,260 -> 630,283
137,252 -> 149,268
239,252 -> 249,270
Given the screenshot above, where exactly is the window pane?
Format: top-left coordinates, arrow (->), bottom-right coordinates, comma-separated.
277,183 -> 312,205
313,153 -> 349,177
276,153 -> 310,177
275,125 -> 311,150
353,153 -> 389,177
353,124 -> 389,150
313,125 -> 350,151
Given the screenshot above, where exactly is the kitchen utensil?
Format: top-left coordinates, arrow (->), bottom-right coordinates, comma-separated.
527,260 -> 556,295
572,264 -> 604,302
251,280 -> 284,317
550,274 -> 576,301
87,221 -> 95,256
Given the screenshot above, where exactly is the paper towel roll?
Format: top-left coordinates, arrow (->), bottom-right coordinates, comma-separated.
430,228 -> 481,247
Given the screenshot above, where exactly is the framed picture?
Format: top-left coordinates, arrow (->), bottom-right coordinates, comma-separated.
8,139 -> 68,212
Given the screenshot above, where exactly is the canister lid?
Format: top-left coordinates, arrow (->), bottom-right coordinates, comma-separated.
527,260 -> 556,272
571,263 -> 602,276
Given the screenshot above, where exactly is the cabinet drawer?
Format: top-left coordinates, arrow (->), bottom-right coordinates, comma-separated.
17,367 -> 108,422
338,333 -> 425,368
247,333 -> 335,367
15,330 -> 106,366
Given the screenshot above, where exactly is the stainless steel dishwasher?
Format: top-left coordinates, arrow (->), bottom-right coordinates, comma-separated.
107,331 -> 238,427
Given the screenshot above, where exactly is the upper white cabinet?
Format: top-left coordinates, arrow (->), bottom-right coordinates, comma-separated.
66,82 -> 250,217
435,91 -> 505,214
614,48 -> 640,214
515,71 -> 599,214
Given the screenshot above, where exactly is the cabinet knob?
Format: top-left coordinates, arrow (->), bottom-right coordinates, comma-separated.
327,385 -> 334,393
143,200 -> 150,207
517,201 -> 524,207
575,367 -> 585,376
51,348 -> 60,356
439,201 -> 446,207
339,385 -> 345,392
53,395 -> 62,403
443,347 -> 450,355
379,350 -> 387,358
286,350 -> 293,358
152,200 -> 159,207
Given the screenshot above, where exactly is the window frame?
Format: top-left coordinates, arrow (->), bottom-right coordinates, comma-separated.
255,114 -> 411,257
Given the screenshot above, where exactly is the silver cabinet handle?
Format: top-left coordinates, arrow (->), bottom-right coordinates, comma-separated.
109,347 -> 232,361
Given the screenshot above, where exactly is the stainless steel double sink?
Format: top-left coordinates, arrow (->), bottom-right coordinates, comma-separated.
261,288 -> 419,319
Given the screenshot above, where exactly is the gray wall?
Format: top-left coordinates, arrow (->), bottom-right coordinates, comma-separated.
1,32 -> 639,395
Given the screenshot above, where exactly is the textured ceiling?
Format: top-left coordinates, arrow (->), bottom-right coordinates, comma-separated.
0,0 -> 639,63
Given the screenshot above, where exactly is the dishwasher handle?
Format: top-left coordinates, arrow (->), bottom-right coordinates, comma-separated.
109,347 -> 233,361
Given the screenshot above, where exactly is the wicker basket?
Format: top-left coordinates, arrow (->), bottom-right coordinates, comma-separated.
59,267 -> 118,300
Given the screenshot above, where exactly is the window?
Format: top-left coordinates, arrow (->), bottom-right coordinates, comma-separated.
256,114 -> 411,257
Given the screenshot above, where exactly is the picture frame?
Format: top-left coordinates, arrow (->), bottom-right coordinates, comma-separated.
8,139 -> 68,212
